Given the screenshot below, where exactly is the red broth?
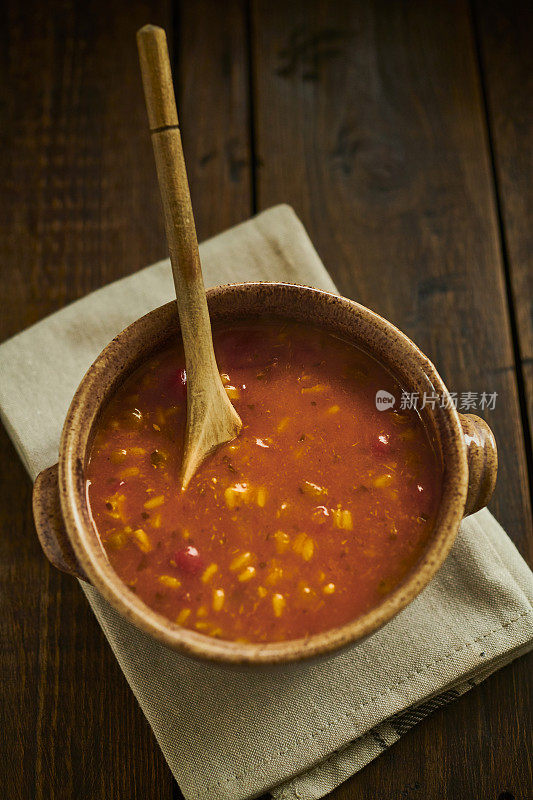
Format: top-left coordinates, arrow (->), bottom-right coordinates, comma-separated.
86,320 -> 441,642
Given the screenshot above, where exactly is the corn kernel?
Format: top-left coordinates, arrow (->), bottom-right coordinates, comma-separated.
272,593 -> 286,617
150,513 -> 162,529
107,531 -> 128,550
212,588 -> 225,611
144,494 -> 165,509
105,493 -> 126,521
302,538 -> 315,561
230,551 -> 252,571
158,575 -> 181,589
176,608 -> 191,625
224,385 -> 240,400
274,530 -> 290,554
196,605 -> 208,618
332,507 -> 353,530
373,473 -> 394,489
277,416 -> 290,433
110,449 -> 127,464
150,449 -> 168,468
257,586 -> 267,598
195,621 -> 209,630
300,480 -> 328,499
327,404 -> 340,414
292,532 -> 307,554
132,528 -> 152,553
323,582 -> 336,595
301,383 -> 329,394
238,566 -> 256,582
266,565 -> 283,585
224,483 -> 249,509
256,487 -> 267,507
276,501 -> 291,518
120,466 -> 140,479
201,563 -> 218,583
297,581 -> 319,607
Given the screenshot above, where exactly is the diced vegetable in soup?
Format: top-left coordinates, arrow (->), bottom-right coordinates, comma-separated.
86,320 -> 441,642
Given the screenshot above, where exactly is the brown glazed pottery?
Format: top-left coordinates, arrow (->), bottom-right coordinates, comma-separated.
32,283 -> 497,664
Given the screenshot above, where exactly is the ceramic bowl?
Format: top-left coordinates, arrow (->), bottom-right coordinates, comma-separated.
32,283 -> 497,664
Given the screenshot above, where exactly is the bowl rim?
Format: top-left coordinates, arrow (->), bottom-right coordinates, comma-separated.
58,281 -> 468,664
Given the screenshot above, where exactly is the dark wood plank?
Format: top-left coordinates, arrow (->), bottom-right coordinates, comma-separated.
251,0 -> 532,797
474,0 -> 533,441
0,1 -> 173,798
176,0 -> 252,241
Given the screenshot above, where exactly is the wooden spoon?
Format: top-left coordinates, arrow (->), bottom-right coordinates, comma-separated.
137,25 -> 242,488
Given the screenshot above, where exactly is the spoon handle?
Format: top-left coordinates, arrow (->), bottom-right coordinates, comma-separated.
137,25 -> 241,487
137,25 -> 212,365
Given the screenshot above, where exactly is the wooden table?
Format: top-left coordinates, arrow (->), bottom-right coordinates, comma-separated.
1,1 -> 531,798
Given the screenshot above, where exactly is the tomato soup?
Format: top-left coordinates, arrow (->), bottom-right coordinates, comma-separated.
86,320 -> 441,643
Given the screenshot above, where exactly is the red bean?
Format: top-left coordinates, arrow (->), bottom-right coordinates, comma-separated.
174,546 -> 203,574
371,433 -> 391,456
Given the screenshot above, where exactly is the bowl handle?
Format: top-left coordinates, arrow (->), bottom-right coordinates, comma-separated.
459,413 -> 498,516
31,416 -> 496,574
32,464 -> 90,582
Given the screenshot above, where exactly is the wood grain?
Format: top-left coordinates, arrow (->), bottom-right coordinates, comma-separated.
175,0 -> 253,240
251,0 -> 532,796
0,1 -> 173,798
474,0 -> 533,437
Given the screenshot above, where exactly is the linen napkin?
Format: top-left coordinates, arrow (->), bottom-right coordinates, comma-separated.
1,204 -> 532,800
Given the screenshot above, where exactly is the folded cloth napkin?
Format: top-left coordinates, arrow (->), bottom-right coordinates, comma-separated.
1,205 -> 532,800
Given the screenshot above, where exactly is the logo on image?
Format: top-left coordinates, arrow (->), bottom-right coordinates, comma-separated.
375,390 -> 396,410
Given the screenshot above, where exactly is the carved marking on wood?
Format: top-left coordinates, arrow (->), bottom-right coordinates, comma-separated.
276,26 -> 352,81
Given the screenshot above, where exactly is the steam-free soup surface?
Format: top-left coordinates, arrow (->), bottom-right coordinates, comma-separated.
86,320 -> 441,642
